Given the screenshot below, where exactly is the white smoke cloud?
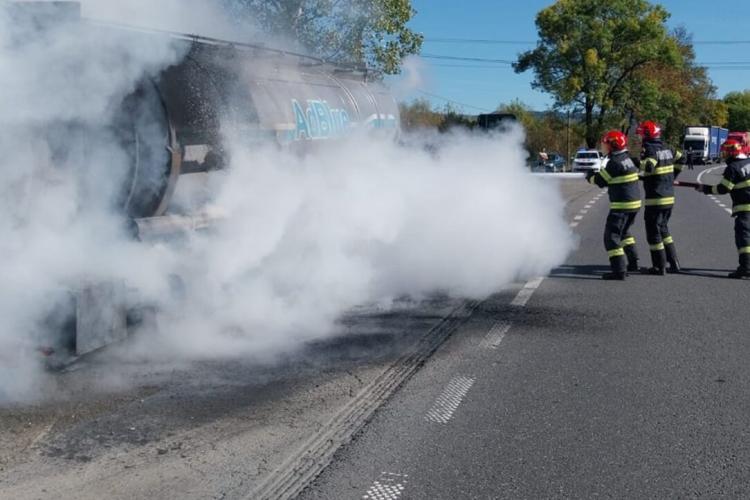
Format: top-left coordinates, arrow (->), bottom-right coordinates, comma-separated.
389,54 -> 432,99
0,1 -> 576,402
0,0 -> 186,401
128,126 -> 573,361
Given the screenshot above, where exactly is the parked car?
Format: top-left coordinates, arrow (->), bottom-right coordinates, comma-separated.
537,152 -> 566,172
572,150 -> 608,172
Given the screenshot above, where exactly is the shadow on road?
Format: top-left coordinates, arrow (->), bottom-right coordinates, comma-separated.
549,265 -> 609,280
675,268 -> 734,280
550,265 -> 735,280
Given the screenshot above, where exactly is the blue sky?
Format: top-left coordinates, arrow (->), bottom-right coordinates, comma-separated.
396,0 -> 750,112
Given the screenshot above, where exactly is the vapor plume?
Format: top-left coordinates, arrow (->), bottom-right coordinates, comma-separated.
0,1 -> 575,402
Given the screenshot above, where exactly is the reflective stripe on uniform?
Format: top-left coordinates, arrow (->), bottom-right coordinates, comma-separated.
608,248 -> 625,258
599,169 -> 612,182
674,150 -> 683,161
650,243 -> 665,251
608,173 -> 640,185
622,237 -> 636,247
740,246 -> 750,255
721,178 -> 735,190
734,179 -> 750,190
610,200 -> 642,210
642,165 -> 674,176
712,185 -> 720,195
645,197 -> 675,206
733,204 -> 750,214
641,158 -> 658,171
663,236 -> 674,245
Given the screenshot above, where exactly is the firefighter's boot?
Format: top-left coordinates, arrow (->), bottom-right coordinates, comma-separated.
603,256 -> 627,280
624,245 -> 640,273
665,243 -> 681,274
644,250 -> 667,275
728,254 -> 750,279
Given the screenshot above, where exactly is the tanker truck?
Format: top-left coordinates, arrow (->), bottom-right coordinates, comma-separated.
6,1 -> 401,366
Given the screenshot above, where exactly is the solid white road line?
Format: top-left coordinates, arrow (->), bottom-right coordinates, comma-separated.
480,321 -> 511,350
425,376 -> 475,424
363,473 -> 408,500
511,277 -> 545,307
697,165 -> 726,185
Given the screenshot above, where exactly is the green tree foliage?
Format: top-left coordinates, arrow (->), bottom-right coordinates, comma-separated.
724,91 -> 750,132
497,100 -> 586,166
620,27 -> 726,145
515,0 -> 680,148
399,99 -> 473,131
399,99 -> 444,129
229,0 -> 422,74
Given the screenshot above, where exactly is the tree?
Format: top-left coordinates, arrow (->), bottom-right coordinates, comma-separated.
724,91 -> 750,132
496,100 -> 586,164
515,0 -> 680,148
619,27 -> 727,145
227,0 -> 423,74
399,99 -> 444,129
399,100 -> 474,131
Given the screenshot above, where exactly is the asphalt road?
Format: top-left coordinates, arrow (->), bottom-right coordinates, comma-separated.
3,167 -> 744,500
299,164 -> 750,499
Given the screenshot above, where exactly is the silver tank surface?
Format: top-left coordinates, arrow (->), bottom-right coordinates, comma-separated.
122,34 -> 400,220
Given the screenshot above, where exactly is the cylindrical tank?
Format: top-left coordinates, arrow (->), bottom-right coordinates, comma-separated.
119,36 -> 400,220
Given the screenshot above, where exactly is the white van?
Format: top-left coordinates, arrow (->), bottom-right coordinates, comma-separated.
573,150 -> 608,173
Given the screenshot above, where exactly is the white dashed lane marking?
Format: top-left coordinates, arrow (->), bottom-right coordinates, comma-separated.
425,376 -> 475,424
363,473 -> 408,500
511,277 -> 545,307
569,222 -> 579,228
726,208 -> 733,214
480,321 -> 511,350
574,215 -> 584,221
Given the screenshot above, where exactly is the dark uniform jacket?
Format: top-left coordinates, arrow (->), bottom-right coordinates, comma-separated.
589,149 -> 642,212
640,139 -> 683,208
711,157 -> 750,215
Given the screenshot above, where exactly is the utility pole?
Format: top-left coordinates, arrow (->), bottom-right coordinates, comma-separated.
566,108 -> 571,172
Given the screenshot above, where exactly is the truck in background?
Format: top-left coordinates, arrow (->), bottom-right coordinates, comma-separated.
727,131 -> 750,155
683,126 -> 729,164
476,113 -> 518,131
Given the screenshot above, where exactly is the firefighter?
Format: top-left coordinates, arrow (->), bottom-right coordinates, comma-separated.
637,120 -> 684,274
696,139 -> 750,279
586,130 -> 641,280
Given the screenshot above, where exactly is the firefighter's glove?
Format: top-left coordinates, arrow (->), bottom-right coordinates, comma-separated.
700,184 -> 713,195
585,171 -> 595,183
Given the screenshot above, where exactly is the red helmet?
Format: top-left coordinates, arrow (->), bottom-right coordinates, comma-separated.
602,130 -> 627,152
721,139 -> 744,159
636,120 -> 661,139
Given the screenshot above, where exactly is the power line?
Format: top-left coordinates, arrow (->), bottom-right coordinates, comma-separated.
425,38 -> 535,45
419,53 -> 514,65
414,89 -> 492,113
424,37 -> 750,46
689,41 -> 750,45
430,63 -> 514,69
419,53 -> 750,69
